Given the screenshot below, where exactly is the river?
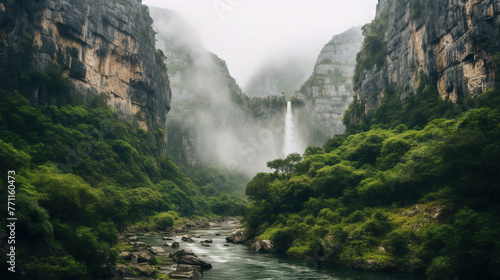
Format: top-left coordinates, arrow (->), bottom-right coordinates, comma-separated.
140,221 -> 425,280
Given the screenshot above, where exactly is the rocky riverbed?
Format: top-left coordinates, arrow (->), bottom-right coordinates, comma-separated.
113,217 -> 241,279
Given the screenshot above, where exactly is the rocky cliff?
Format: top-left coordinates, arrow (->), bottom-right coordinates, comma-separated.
0,0 -> 171,131
355,0 -> 500,112
296,27 -> 363,143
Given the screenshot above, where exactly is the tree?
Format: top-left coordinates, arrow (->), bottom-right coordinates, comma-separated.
245,173 -> 275,201
267,153 -> 302,180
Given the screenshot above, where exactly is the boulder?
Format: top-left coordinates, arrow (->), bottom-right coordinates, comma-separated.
172,242 -> 180,248
137,250 -> 154,264
169,250 -> 212,270
201,242 -> 210,247
163,237 -> 174,240
169,249 -> 195,260
182,235 -> 195,243
150,246 -> 165,255
250,240 -> 275,253
178,255 -> 212,269
201,239 -> 213,243
115,264 -> 133,277
170,264 -> 203,279
225,228 -> 248,243
134,263 -> 156,277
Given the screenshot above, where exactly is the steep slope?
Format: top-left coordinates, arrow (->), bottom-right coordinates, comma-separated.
354,0 -> 500,112
150,8 -> 287,173
0,0 -> 171,132
296,27 -> 363,144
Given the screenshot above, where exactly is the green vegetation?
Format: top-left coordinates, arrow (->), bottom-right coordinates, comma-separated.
353,4 -> 390,83
0,90 -> 246,278
244,86 -> 500,279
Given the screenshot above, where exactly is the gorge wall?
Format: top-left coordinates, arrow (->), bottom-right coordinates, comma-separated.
296,27 -> 363,144
355,0 -> 500,112
0,0 -> 170,131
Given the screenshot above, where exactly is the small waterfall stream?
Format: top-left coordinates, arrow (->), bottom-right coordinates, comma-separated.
283,101 -> 296,156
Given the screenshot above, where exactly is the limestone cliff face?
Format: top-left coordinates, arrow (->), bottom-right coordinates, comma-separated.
297,27 -> 363,142
355,0 -> 500,112
0,0 -> 171,131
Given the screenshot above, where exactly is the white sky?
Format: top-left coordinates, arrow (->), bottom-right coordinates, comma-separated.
142,0 -> 379,87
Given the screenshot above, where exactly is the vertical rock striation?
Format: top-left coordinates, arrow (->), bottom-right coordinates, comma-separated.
297,27 -> 363,142
0,0 -> 171,132
354,0 -> 500,113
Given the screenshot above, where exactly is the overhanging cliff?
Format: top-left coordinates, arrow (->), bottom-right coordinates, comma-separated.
0,0 -> 171,132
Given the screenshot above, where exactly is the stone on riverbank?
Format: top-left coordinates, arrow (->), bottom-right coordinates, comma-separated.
136,249 -> 154,264
169,249 -> 212,270
172,241 -> 180,248
250,240 -> 275,253
151,246 -> 166,255
170,264 -> 203,279
226,228 -> 248,243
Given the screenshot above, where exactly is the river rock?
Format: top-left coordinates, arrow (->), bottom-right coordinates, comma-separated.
250,240 -> 275,253
136,250 -> 154,264
226,228 -> 249,243
182,235 -> 195,243
169,249 -> 195,260
134,263 -> 156,277
201,242 -> 210,247
170,264 -> 203,279
151,246 -> 166,255
172,242 -> 180,248
169,249 -> 212,270
163,237 -> 174,240
132,241 -> 147,247
178,255 -> 212,269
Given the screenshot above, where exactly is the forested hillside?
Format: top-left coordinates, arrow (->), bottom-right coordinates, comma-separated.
245,84 -> 500,279
244,0 -> 500,278
0,89 -> 246,279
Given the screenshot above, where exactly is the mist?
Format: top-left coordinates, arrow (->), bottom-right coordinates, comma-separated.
147,2 -> 377,176
151,8 -> 289,176
143,0 -> 378,87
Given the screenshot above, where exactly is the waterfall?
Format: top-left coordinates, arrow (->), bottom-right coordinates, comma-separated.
283,101 -> 296,156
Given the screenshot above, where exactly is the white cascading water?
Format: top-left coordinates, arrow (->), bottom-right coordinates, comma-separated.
283,101 -> 296,156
